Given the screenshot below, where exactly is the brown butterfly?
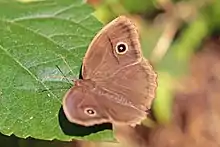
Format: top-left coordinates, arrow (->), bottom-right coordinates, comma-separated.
62,16 -> 157,127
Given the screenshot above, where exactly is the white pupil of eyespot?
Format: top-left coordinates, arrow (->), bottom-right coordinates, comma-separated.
85,108 -> 95,116
87,110 -> 94,114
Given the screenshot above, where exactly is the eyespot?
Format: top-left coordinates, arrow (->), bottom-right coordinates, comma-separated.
115,42 -> 128,54
84,108 -> 96,116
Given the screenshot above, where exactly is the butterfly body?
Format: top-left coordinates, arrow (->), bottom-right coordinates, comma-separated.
63,16 -> 157,127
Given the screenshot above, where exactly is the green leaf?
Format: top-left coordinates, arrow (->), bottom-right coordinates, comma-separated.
0,0 -> 113,141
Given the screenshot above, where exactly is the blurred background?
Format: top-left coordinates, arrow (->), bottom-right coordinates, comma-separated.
1,0 -> 220,146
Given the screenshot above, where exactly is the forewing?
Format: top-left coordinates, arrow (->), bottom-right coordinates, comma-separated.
82,16 -> 142,80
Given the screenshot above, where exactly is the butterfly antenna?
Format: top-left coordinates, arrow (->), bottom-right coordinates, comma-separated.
56,65 -> 73,84
40,87 -> 71,93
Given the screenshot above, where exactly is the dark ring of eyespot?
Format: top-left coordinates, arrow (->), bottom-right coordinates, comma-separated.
115,42 -> 128,54
84,108 -> 96,116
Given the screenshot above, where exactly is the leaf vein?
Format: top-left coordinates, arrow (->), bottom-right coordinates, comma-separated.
0,45 -> 61,103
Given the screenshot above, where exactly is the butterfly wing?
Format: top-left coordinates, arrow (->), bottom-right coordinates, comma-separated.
82,16 -> 157,111
62,86 -> 110,126
82,16 -> 142,80
96,58 -> 157,112
63,16 -> 157,126
63,84 -> 147,126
